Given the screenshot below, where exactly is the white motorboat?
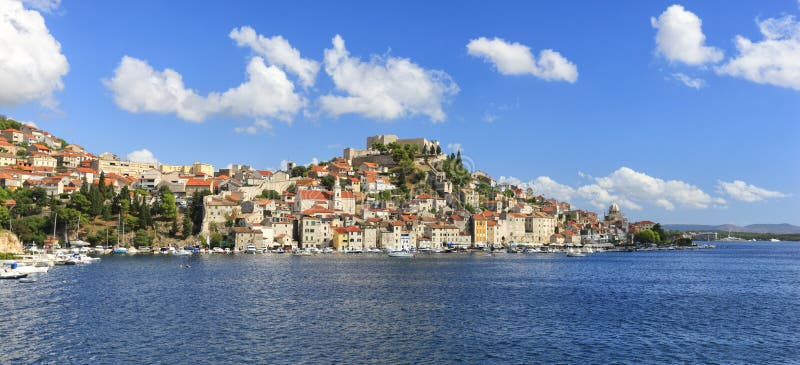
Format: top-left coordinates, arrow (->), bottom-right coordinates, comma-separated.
388,250 -> 414,258
126,247 -> 139,255
322,247 -> 334,254
243,245 -> 257,254
174,248 -> 192,256
93,246 -> 106,255
566,248 -> 586,257
212,247 -> 224,254
292,249 -> 312,256
1,262 -> 29,279
769,238 -> 780,242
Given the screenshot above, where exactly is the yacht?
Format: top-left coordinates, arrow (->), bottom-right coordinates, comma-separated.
292,249 -> 312,256
322,247 -> 334,254
243,245 -> 257,254
388,250 -> 414,258
769,238 -> 780,242
112,247 -> 128,255
1,262 -> 28,280
566,248 -> 586,257
174,248 -> 193,256
212,247 -> 224,254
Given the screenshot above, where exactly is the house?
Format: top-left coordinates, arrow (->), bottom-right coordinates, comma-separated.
230,227 -> 262,251
28,153 -> 57,168
424,224 -> 460,249
137,169 -> 162,191
332,226 -> 363,252
380,221 -> 416,251
1,129 -> 23,143
470,214 -> 488,245
526,212 -> 557,244
186,178 -> 215,196
299,215 -> 332,248
204,197 -> 239,225
0,153 -> 16,167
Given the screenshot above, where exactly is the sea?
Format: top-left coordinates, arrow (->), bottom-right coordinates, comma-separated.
1,242 -> 798,364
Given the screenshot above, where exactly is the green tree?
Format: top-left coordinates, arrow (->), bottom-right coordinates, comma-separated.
0,205 -> 9,229
170,219 -> 179,236
182,217 -> 193,238
134,229 -> 152,246
159,187 -> 177,221
259,189 -> 280,199
634,229 -> 661,244
320,175 -> 336,190
290,165 -> 307,177
68,193 -> 91,214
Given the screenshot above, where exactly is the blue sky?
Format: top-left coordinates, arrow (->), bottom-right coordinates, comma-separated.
1,0 -> 798,225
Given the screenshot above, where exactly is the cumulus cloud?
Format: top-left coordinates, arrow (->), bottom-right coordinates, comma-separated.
577,184 -> 642,211
466,37 -> 578,83
672,72 -> 706,89
319,35 -> 459,122
591,167 -> 721,210
105,55 -> 305,122
651,5 -> 723,65
20,0 -> 59,13
229,26 -> 319,88
233,119 -> 273,135
717,180 -> 788,202
531,176 -> 576,202
0,0 -> 69,107
126,148 -> 158,164
716,15 -> 800,90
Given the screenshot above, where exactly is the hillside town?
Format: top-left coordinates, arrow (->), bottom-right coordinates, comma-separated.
0,116 -> 675,254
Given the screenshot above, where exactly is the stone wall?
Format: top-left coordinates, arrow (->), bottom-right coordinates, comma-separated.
0,230 -> 23,254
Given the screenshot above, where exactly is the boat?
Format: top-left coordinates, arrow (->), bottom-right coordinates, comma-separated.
1,262 -> 29,280
174,248 -> 192,256
243,245 -> 257,254
292,249 -> 312,256
212,247 -> 224,254
388,250 -> 414,258
769,238 -> 780,242
272,247 -> 285,254
566,248 -> 586,257
127,247 -> 139,255
93,245 -> 106,255
112,247 -> 128,255
322,247 -> 334,254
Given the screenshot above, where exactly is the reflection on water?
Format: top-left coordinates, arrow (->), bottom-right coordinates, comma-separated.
1,242 -> 799,363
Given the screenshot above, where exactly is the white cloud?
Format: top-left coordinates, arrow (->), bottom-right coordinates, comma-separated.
716,15 -> 800,90
531,176 -> 576,202
319,35 -> 459,122
126,148 -> 158,164
466,37 -> 578,83
105,55 -> 305,122
233,119 -> 273,135
672,72 -> 706,89
446,143 -> 462,152
20,0 -> 59,13
651,5 -> 723,65
497,176 -> 524,187
0,0 -> 69,107
229,26 -> 319,88
592,167 -> 718,210
577,184 -> 642,211
717,180 -> 788,202
482,111 -> 499,123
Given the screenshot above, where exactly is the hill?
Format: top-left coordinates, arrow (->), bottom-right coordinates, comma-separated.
663,223 -> 800,234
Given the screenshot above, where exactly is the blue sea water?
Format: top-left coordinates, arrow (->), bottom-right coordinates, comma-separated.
1,242 -> 799,364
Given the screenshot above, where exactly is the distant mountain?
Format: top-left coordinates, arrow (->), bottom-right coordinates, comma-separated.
663,223 -> 800,234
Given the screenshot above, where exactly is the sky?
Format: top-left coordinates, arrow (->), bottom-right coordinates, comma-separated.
1,0 -> 799,225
